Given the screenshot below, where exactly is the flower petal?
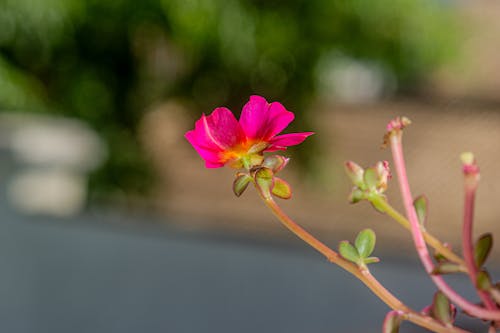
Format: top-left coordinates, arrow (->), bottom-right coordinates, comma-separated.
262,101 -> 295,139
185,130 -> 225,168
194,107 -> 244,150
239,95 -> 269,140
240,95 -> 296,141
266,132 -> 314,151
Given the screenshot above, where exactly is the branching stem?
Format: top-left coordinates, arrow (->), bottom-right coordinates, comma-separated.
389,132 -> 500,321
256,184 -> 469,333
369,195 -> 466,270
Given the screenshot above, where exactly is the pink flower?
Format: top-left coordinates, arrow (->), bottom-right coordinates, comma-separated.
185,95 -> 314,168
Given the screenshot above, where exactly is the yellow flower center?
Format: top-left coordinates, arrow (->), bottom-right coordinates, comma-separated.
221,140 -> 268,169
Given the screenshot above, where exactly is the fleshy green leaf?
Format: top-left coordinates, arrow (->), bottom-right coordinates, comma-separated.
382,311 -> 402,333
474,233 -> 493,268
432,291 -> 453,325
476,270 -> 492,291
431,263 -> 462,275
339,241 -> 360,263
413,195 -> 428,227
363,168 -> 378,190
271,177 -> 292,199
232,173 -> 252,197
355,229 -> 376,258
363,257 -> 380,265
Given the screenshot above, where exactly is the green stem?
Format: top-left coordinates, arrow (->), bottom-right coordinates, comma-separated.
370,195 -> 466,270
256,185 -> 469,333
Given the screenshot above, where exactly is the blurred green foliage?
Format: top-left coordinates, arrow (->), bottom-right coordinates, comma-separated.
0,0 -> 459,198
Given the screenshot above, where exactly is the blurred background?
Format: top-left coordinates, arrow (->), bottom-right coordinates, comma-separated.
0,0 -> 499,332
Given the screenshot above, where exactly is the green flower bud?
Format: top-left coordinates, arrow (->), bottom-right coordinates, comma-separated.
345,161 -> 365,188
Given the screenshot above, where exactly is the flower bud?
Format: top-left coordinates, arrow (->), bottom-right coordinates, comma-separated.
233,173 -> 252,197
348,188 -> 364,204
383,116 -> 411,147
271,177 -> 292,199
345,161 -> 365,188
254,167 -> 274,200
374,160 -> 391,191
386,116 -> 411,132
263,155 -> 289,173
460,152 -> 480,179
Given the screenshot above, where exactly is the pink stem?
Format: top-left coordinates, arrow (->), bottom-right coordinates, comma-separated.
259,194 -> 469,333
389,133 -> 500,321
462,166 -> 498,310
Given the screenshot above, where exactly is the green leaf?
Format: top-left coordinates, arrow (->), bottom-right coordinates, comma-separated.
431,263 -> 462,275
476,270 -> 492,291
413,195 -> 428,227
363,168 -> 378,190
232,173 -> 252,197
432,291 -> 453,325
433,253 -> 446,263
271,177 -> 292,199
363,257 -> 380,265
474,233 -> 493,268
339,241 -> 360,263
355,228 -> 376,258
382,311 -> 402,333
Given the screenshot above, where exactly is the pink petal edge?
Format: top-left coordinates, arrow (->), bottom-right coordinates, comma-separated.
267,132 -> 314,150
261,101 -> 295,140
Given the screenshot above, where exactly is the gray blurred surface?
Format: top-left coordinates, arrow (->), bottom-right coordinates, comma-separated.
0,205 -> 488,333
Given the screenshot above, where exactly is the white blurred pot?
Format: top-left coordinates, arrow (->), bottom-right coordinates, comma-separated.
0,113 -> 106,217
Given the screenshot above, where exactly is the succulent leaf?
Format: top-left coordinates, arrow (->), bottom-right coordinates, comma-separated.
474,233 -> 493,268
355,229 -> 376,258
431,291 -> 454,326
382,311 -> 402,333
271,177 -> 292,199
413,195 -> 428,227
339,241 -> 360,263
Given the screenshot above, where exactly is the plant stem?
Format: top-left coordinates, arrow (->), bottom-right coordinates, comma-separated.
369,195 -> 466,269
389,132 -> 500,321
462,168 -> 498,310
256,187 -> 468,333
